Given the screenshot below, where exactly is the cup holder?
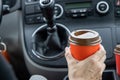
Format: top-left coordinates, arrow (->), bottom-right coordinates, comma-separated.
63,70 -> 117,80
32,23 -> 70,61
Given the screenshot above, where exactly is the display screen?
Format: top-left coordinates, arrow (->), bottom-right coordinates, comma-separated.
66,2 -> 92,9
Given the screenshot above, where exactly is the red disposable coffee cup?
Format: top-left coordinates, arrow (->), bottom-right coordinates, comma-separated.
114,45 -> 120,76
69,29 -> 102,60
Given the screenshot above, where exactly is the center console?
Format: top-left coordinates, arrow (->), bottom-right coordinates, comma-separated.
21,0 -> 120,80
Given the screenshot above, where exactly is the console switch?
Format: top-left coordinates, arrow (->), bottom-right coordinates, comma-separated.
34,4 -> 41,13
66,8 -> 93,18
96,1 -> 109,15
26,0 -> 34,3
25,15 -> 45,24
26,0 -> 39,3
69,9 -> 87,17
34,14 -> 45,23
25,4 -> 42,15
25,16 -> 35,24
25,5 -> 35,15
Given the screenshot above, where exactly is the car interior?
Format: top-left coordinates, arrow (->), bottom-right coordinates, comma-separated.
0,0 -> 120,80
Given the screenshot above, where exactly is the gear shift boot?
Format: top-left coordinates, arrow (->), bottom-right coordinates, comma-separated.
32,24 -> 69,60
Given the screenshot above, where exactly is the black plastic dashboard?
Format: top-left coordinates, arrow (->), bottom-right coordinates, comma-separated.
21,0 -> 120,80
1,0 -> 120,80
23,0 -> 115,66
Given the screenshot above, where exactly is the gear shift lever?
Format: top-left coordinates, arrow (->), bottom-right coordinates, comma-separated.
31,0 -> 69,61
39,0 -> 55,28
39,0 -> 61,50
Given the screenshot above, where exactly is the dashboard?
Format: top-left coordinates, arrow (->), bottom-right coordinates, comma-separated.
23,0 -> 115,66
1,0 -> 120,80
20,0 -> 120,80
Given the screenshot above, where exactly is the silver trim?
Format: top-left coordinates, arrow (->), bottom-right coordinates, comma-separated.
55,4 -> 64,19
39,0 -> 54,7
32,23 -> 70,60
96,1 -> 109,14
0,42 -> 7,52
32,23 -> 70,37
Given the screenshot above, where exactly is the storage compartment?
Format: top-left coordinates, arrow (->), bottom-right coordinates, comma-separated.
63,70 -> 117,80
103,70 -> 117,80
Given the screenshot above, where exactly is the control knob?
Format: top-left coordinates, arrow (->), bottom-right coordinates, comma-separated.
96,1 -> 109,15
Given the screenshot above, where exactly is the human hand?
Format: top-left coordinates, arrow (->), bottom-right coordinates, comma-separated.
65,45 -> 106,80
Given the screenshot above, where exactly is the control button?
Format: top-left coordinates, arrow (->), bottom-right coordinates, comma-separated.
79,9 -> 87,13
96,1 -> 109,14
83,9 -> 87,12
71,14 -> 78,18
26,0 -> 39,2
25,16 -> 35,24
116,10 -> 120,15
25,15 -> 45,24
71,13 -> 87,18
99,3 -> 107,11
115,7 -> 120,16
87,9 -> 93,16
34,14 -> 45,23
80,13 -> 86,17
26,0 -> 34,3
70,9 -> 77,14
34,4 -> 41,13
69,9 -> 87,18
70,9 -> 87,14
25,5 -> 35,15
54,4 -> 64,19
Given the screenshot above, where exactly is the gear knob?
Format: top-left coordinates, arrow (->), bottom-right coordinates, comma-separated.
39,0 -> 55,28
